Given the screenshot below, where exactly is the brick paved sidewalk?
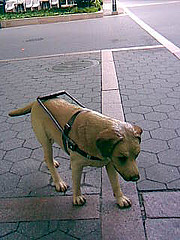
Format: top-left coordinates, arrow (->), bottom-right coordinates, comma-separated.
0,16 -> 180,240
114,47 -> 180,240
0,52 -> 103,239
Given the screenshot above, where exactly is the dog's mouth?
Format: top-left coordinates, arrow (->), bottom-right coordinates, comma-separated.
113,164 -> 140,182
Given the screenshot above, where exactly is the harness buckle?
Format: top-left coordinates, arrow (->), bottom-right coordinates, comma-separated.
86,154 -> 91,159
64,123 -> 71,133
68,140 -> 77,152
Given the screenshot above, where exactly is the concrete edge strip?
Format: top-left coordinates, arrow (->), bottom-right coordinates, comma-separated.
101,50 -> 145,239
0,195 -> 100,222
124,7 -> 180,60
0,45 -> 163,63
101,49 -> 124,121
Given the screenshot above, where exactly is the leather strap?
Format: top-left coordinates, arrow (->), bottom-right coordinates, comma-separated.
62,111 -> 101,161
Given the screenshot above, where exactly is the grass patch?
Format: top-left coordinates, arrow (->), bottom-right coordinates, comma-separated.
0,5 -> 102,20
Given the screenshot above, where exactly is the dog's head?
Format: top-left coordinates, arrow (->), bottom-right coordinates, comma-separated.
96,122 -> 143,182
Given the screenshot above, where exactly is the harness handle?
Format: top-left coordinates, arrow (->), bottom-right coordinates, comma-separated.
37,90 -> 102,161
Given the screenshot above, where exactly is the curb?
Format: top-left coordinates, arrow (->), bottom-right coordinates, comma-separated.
0,10 -> 103,28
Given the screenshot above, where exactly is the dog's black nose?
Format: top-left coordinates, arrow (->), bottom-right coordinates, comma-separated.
130,175 -> 140,182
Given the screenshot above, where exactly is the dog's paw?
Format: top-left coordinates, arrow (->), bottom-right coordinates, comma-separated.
54,181 -> 69,192
53,159 -> 60,168
73,195 -> 86,206
117,195 -> 132,209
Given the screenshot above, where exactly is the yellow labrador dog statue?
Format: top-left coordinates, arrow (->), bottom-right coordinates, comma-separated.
9,95 -> 142,208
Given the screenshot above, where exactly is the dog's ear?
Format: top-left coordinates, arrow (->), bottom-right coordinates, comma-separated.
133,125 -> 143,143
96,129 -> 123,158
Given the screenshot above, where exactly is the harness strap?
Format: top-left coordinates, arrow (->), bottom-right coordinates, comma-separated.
62,110 -> 82,155
62,111 -> 101,161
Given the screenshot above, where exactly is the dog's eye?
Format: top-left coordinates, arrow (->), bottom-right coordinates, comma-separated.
118,156 -> 127,165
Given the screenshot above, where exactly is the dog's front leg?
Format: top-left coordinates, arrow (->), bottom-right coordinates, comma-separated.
71,156 -> 86,206
105,162 -> 131,208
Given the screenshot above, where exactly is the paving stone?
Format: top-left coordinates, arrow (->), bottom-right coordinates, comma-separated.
57,220 -> 101,239
160,119 -> 180,129
0,232 -> 29,240
31,148 -> 44,161
145,112 -> 168,121
0,160 -> 13,174
39,230 -> 76,240
0,138 -> 24,151
138,167 -> 146,181
150,128 -> 177,140
0,173 -> 20,193
161,97 -> 180,106
0,122 -> 13,132
137,179 -> 166,191
168,137 -> 180,151
141,139 -> 168,153
143,192 -> 180,218
138,151 -> 158,168
167,179 -> 180,189
18,172 -> 50,190
131,106 -> 153,114
18,221 -> 49,239
153,104 -> 175,113
0,223 -> 18,238
141,130 -> 151,141
158,149 -> 180,167
17,129 -> 35,140
146,164 -> 180,184
11,159 -> 41,176
83,168 -> 101,189
168,110 -> 180,120
125,112 -> 144,122
23,137 -> 41,150
1,130 -> 17,141
11,121 -> 32,132
4,147 -> 32,162
146,219 -> 180,240
140,99 -> 161,107
135,120 -> 159,131
0,149 -> 6,159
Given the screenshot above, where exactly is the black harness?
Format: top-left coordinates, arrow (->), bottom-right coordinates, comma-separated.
37,90 -> 101,161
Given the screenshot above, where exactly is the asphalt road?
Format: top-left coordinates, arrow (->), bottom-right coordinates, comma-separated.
0,15 -> 157,60
0,0 -> 179,60
120,0 -> 180,48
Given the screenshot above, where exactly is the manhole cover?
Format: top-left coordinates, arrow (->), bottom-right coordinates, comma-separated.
25,37 -> 44,42
48,59 -> 99,74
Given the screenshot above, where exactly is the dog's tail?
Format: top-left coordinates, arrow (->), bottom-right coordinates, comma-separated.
9,102 -> 34,117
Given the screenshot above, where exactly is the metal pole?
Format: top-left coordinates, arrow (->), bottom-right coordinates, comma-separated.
3,0 -> 6,14
112,0 -> 117,12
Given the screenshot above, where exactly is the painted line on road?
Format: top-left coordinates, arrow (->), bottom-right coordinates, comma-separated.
0,45 -> 163,63
121,0 -> 180,8
124,7 -> 180,60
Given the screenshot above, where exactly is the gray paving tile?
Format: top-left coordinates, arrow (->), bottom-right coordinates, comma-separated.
146,164 -> 179,184
143,192 -> 180,218
0,223 -> 18,238
146,219 -> 180,240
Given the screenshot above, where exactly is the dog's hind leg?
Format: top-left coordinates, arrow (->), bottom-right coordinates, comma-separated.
42,140 -> 68,192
